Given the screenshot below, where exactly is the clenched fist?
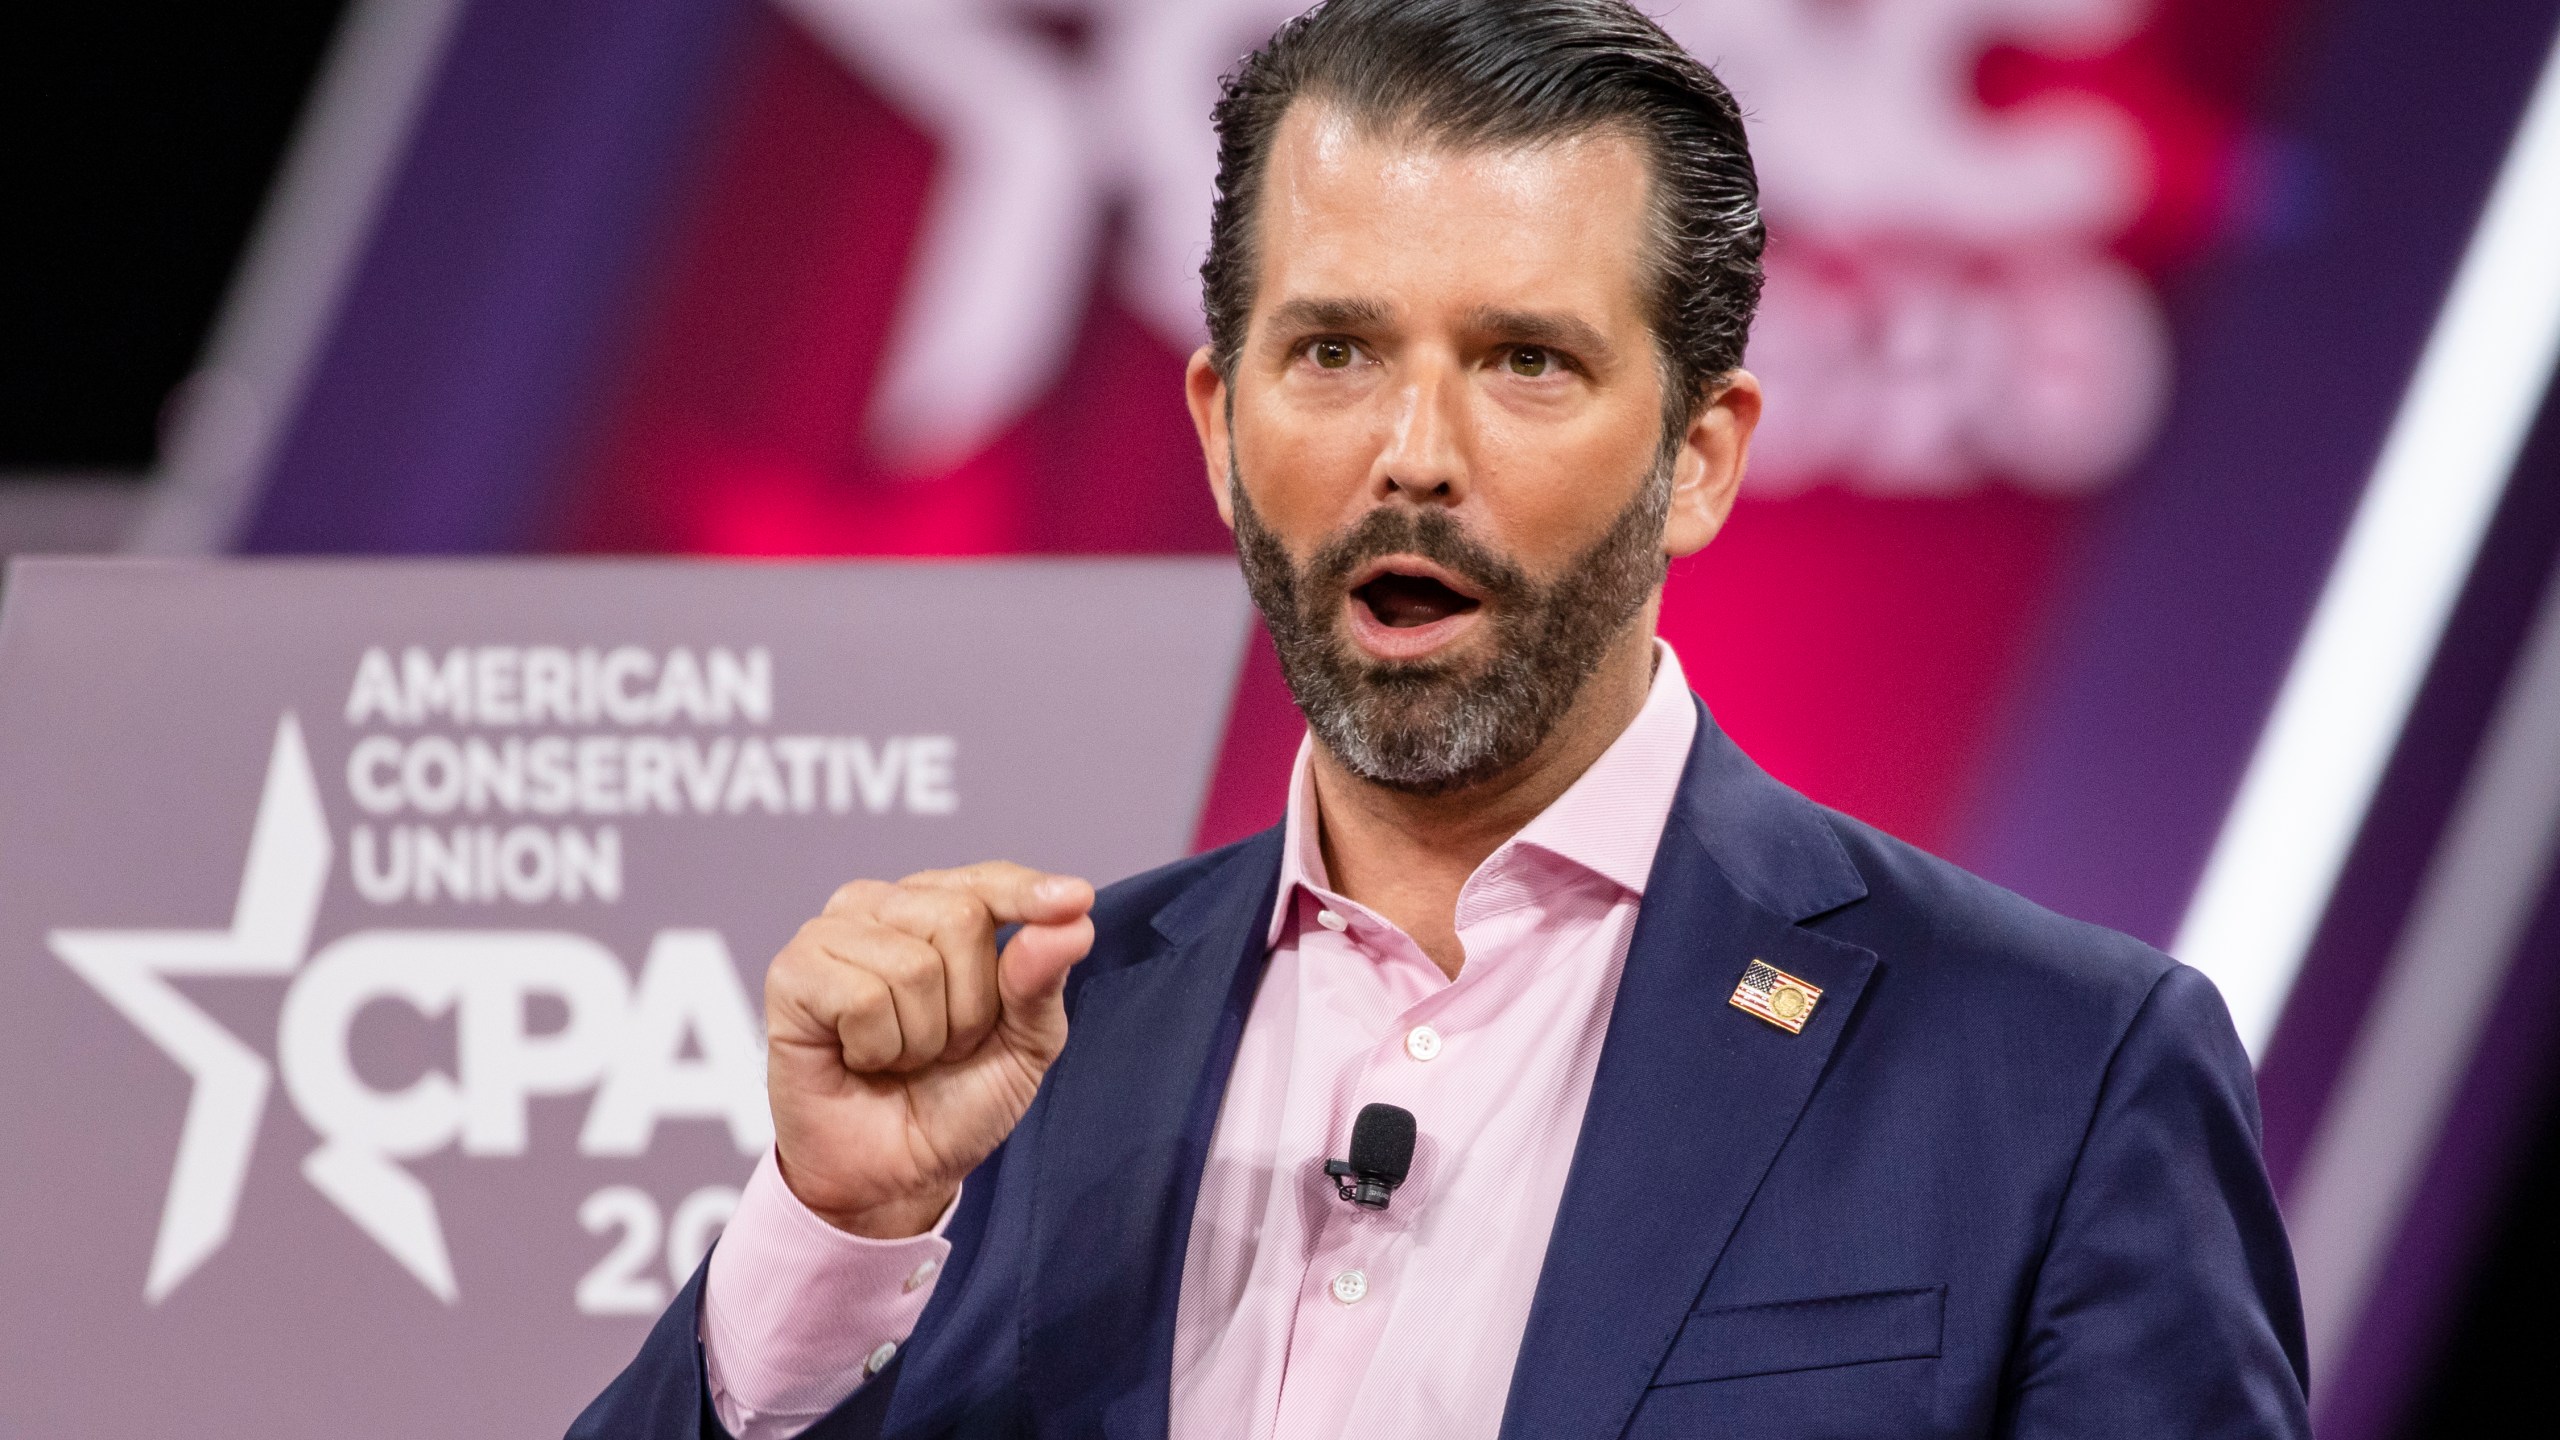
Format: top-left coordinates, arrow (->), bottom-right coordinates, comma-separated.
764,861 -> 1096,1237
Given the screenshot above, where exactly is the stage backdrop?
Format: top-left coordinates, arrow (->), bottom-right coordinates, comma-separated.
0,557 -> 1249,1437
121,2 -> 2560,1436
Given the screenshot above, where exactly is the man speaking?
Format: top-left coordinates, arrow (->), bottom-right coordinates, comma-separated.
575,1 -> 2309,1435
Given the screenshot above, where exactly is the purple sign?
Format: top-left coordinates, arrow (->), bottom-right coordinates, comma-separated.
0,558 -> 1249,1436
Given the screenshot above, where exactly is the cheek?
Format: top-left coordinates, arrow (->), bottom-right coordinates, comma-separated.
1234,400 -> 1383,533
1475,416 -> 1659,565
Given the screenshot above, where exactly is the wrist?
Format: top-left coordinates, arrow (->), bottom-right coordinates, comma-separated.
815,1187 -> 956,1240
774,1149 -> 955,1239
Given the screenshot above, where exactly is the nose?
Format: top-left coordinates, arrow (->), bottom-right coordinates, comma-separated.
1372,359 -> 1469,506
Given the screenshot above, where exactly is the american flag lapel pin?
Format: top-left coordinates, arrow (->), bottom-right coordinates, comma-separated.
1730,959 -> 1822,1034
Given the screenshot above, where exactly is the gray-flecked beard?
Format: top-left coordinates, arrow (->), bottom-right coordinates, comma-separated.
1230,459 -> 1671,797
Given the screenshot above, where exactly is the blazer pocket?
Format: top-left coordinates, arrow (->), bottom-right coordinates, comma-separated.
1651,1285 -> 1945,1387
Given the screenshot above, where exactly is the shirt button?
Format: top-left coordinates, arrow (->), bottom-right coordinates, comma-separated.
903,1258 -> 940,1293
1317,909 -> 1348,932
1404,1025 -> 1443,1062
864,1340 -> 899,1377
1330,1269 -> 1369,1305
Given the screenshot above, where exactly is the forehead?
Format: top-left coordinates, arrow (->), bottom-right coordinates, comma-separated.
1253,101 -> 1656,326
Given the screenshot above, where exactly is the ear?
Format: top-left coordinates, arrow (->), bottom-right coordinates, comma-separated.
1185,346 -> 1238,531
1661,369 -> 1761,561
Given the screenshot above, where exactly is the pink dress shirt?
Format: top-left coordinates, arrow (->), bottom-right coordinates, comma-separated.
703,644 -> 1699,1439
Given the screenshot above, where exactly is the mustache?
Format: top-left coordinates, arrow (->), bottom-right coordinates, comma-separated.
1302,507 -> 1532,611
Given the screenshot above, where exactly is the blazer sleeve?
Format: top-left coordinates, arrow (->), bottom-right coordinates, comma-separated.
2000,963 -> 2313,1439
564,1258 -> 732,1440
567,1119 -> 1027,1440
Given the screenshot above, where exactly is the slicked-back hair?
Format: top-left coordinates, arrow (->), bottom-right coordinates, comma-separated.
1201,0 -> 1765,443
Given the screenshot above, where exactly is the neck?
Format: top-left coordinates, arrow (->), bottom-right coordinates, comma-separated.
1311,615 -> 1660,979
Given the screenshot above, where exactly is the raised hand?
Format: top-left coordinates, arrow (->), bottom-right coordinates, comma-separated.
762,861 -> 1095,1237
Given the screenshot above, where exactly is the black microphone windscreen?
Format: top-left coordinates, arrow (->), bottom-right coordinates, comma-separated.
1348,1103 -> 1416,1184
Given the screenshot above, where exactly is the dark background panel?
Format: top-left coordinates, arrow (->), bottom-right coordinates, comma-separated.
2398,869 -> 2560,1437
1,3 -> 350,472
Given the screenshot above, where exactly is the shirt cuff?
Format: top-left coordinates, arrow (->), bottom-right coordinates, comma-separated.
699,1149 -> 957,1437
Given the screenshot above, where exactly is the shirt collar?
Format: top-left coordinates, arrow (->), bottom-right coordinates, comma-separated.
1266,639 -> 1700,948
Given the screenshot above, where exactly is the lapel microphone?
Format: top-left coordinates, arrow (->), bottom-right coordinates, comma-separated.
1324,1103 -> 1417,1210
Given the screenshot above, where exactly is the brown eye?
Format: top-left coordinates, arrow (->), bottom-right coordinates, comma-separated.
1508,346 -> 1553,377
1311,339 -> 1355,369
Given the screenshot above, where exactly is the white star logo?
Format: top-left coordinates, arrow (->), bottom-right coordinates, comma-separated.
52,712 -> 771,1309
51,715 -> 335,1303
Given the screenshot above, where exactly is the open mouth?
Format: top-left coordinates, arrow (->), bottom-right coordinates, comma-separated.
1350,562 -> 1484,629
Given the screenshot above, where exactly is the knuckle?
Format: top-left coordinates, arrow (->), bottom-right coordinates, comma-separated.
881,940 -> 940,989
887,883 -> 955,921
982,859 -> 1044,897
768,939 -> 833,1002
947,858 -> 1032,900
832,918 -> 907,970
841,971 -> 894,1022
768,939 -> 813,985
825,879 -> 892,916
888,884 -> 991,943
790,917 -> 868,969
932,889 -> 996,937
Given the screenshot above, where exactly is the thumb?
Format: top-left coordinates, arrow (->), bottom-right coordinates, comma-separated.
996,915 -> 1095,1046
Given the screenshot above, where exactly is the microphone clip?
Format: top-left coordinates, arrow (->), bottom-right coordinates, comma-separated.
1324,1158 -> 1397,1210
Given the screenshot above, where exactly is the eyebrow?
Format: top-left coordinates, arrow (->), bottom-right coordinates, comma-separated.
1265,296 -> 1393,335
1259,296 -> 1619,367
1464,306 -> 1617,366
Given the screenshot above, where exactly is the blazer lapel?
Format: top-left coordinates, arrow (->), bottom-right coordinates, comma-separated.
1500,709 -> 1876,1440
1018,833 -> 1282,1439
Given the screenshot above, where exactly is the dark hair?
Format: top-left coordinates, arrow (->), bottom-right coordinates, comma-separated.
1201,0 -> 1764,439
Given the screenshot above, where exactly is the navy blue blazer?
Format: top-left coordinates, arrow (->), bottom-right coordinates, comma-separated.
572,704 -> 2310,1439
